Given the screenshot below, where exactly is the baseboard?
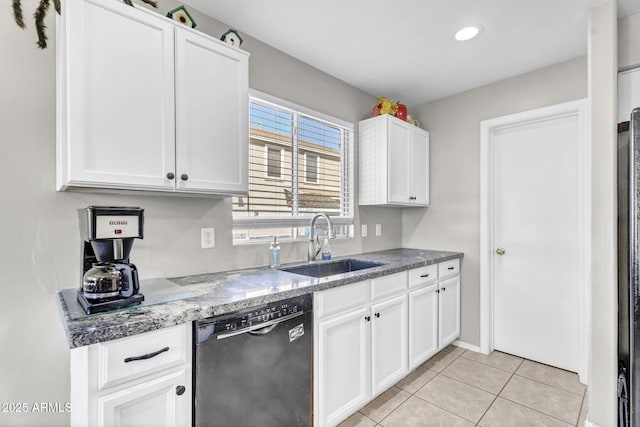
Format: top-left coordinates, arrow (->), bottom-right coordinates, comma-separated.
452,340 -> 482,353
583,416 -> 597,427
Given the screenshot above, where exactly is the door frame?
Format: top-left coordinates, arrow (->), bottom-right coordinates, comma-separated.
479,99 -> 589,383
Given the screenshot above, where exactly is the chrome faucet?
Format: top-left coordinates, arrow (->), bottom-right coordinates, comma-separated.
308,213 -> 335,261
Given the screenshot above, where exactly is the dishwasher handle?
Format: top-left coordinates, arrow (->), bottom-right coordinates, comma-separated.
216,310 -> 304,340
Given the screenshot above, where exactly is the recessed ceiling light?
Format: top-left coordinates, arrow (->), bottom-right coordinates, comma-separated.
455,25 -> 483,41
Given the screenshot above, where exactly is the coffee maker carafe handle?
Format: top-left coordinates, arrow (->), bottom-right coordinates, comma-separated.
118,264 -> 139,298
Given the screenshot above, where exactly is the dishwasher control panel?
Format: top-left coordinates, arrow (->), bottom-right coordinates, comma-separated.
213,300 -> 303,334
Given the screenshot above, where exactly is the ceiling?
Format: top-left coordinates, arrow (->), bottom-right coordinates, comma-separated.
183,0 -> 640,107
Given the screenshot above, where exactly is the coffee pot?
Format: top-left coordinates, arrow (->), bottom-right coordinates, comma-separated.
77,206 -> 145,314
83,263 -> 139,299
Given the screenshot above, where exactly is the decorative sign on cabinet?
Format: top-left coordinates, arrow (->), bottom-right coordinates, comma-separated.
359,114 -> 430,207
56,0 -> 249,196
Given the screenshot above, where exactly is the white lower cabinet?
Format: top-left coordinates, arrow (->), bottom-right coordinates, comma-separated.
314,274 -> 408,427
438,275 -> 461,348
70,323 -> 192,427
315,259 -> 461,427
99,368 -> 190,427
408,284 -> 439,370
371,294 -> 408,396
316,305 -> 370,427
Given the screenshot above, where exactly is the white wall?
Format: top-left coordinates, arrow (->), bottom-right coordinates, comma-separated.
619,12 -> 640,70
0,1 -> 401,425
587,1 -> 618,426
403,56 -> 588,347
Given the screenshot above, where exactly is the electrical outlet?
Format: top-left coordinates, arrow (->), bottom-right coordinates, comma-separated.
201,228 -> 215,249
375,224 -> 382,236
361,224 -> 368,237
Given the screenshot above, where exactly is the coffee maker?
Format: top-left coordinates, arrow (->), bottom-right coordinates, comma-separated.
77,206 -> 145,314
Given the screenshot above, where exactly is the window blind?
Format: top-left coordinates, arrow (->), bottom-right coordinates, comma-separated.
233,93 -> 354,242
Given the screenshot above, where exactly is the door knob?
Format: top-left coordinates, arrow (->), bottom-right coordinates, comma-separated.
496,247 -> 506,255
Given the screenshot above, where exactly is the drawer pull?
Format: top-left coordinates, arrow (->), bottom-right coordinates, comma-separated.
420,273 -> 430,278
176,385 -> 186,396
124,346 -> 169,363
365,316 -> 371,322
448,266 -> 454,270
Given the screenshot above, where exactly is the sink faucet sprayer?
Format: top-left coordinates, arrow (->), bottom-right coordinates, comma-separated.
308,213 -> 335,261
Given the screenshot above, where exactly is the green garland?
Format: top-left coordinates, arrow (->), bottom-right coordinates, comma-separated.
13,0 -> 158,49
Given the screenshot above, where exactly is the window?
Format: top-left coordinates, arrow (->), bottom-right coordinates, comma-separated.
266,146 -> 282,178
305,153 -> 319,184
233,91 -> 354,243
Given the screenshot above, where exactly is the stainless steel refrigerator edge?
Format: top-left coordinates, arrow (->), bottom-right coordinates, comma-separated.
619,107 -> 640,427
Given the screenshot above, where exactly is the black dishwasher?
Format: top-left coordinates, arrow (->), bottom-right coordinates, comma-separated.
193,294 -> 313,427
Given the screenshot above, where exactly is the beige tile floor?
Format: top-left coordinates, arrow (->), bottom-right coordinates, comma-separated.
338,346 -> 588,427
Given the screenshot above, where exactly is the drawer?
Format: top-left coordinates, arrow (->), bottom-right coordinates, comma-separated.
315,280 -> 369,319
438,258 -> 460,279
371,271 -> 408,301
408,265 -> 438,288
97,323 -> 190,390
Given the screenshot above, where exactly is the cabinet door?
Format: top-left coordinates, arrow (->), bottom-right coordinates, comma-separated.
370,295 -> 408,397
387,120 -> 411,204
317,307 -> 370,427
410,129 -> 429,206
175,29 -> 249,194
60,0 -> 175,191
99,368 -> 191,427
409,285 -> 439,370
438,276 -> 461,349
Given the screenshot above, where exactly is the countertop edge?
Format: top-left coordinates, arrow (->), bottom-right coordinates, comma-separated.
58,248 -> 463,348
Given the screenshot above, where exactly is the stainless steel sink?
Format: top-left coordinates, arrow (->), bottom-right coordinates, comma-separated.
281,258 -> 384,278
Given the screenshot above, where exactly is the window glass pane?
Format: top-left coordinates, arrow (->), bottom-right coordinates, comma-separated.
305,154 -> 318,183
267,147 -> 282,178
233,96 -> 353,244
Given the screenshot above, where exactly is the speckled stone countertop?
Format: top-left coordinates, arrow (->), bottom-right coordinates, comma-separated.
57,248 -> 462,348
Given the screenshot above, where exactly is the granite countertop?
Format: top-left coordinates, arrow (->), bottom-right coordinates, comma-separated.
57,248 -> 463,348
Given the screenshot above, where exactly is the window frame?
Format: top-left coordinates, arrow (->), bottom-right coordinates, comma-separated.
233,89 -> 355,243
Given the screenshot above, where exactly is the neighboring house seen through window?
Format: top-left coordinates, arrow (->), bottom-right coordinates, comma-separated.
232,91 -> 354,243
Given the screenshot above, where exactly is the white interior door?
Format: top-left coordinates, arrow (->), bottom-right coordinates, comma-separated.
489,104 -> 585,373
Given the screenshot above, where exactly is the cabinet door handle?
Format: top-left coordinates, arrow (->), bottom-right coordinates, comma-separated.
375,312 -> 380,318
180,174 -> 189,181
124,346 -> 169,363
435,289 -> 439,293
176,385 -> 186,396
166,172 -> 175,180
420,273 -> 430,278
442,287 -> 446,292
364,316 -> 371,322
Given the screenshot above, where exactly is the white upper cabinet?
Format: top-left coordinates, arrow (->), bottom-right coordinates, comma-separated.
57,0 -> 249,196
359,114 -> 429,207
174,28 -> 248,194
58,0 -> 176,191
